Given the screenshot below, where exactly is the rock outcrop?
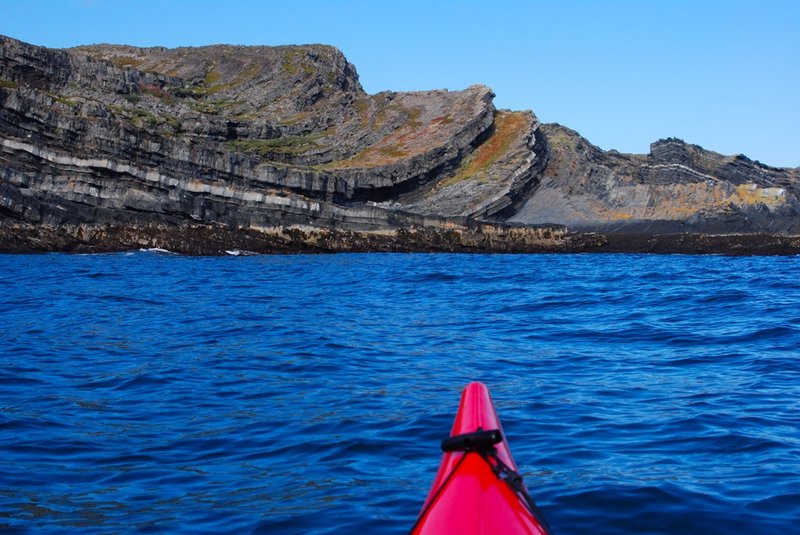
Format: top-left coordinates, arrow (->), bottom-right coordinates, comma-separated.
1,35 -> 798,254
509,125 -> 800,234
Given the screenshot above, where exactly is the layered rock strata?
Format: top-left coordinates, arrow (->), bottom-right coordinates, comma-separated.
1,35 -> 798,254
509,125 -> 800,234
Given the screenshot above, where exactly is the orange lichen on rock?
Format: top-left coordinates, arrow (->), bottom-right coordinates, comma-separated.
323,88 -> 492,170
734,184 -> 786,207
441,111 -> 528,187
326,104 -> 456,168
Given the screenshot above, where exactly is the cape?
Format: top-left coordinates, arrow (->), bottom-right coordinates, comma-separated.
1,35 -> 798,254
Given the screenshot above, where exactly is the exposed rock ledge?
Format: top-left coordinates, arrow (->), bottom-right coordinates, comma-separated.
1,35 -> 798,255
0,222 -> 604,255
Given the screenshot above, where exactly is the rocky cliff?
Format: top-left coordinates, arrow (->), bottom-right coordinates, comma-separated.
510,125 -> 800,235
1,35 -> 798,254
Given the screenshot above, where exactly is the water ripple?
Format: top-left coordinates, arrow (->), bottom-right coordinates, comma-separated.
0,253 -> 799,533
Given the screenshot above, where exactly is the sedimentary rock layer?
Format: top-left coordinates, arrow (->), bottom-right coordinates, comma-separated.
509,125 -> 800,234
1,35 -> 798,254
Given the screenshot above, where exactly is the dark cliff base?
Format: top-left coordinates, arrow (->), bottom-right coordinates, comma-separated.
2,223 -> 800,256
601,233 -> 800,256
0,222 -> 601,255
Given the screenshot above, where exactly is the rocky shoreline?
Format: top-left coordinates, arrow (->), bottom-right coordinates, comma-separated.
3,222 -> 800,256
1,35 -> 798,255
0,221 -> 600,255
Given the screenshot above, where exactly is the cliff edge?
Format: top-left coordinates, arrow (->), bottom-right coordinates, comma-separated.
1,35 -> 798,254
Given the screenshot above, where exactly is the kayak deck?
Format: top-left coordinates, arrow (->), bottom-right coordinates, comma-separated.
411,382 -> 550,534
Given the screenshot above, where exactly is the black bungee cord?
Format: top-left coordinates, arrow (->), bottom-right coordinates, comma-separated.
409,429 -> 554,534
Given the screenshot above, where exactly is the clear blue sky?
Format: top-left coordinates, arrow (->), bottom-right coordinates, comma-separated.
3,0 -> 798,167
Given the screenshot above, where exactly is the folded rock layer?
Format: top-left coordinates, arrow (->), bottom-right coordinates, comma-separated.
1,35 -> 798,254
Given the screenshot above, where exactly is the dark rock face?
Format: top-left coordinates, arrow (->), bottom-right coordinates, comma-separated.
508,125 -> 800,234
0,221 -> 604,255
1,35 -> 798,254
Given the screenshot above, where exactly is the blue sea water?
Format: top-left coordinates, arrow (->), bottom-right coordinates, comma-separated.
1,252 -> 799,534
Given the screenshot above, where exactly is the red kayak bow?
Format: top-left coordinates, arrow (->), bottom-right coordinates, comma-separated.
411,382 -> 551,534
